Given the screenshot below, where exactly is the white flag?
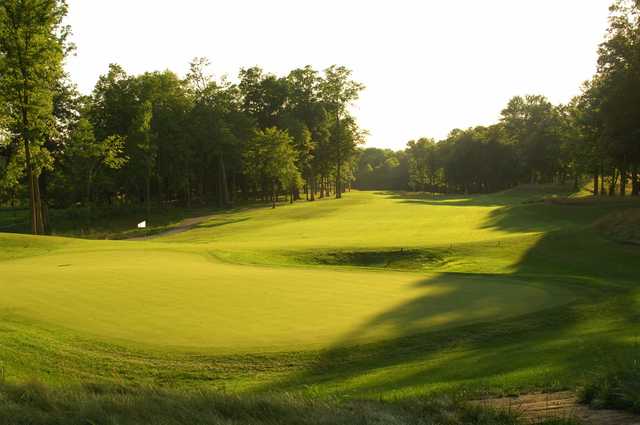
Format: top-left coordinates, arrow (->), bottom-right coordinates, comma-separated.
137,220 -> 147,229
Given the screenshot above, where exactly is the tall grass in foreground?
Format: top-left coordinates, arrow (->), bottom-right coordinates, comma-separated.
580,347 -> 640,413
0,381 -> 581,425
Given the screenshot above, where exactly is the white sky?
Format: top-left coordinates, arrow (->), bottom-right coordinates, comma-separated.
64,0 -> 612,150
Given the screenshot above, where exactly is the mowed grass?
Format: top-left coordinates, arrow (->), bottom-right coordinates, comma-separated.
1,241 -> 570,352
0,187 -> 639,398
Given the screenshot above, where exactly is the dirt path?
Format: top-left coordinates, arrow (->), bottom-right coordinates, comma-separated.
474,392 -> 640,424
127,214 -> 214,241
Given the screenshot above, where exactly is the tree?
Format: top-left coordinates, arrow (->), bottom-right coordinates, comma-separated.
187,58 -> 249,207
501,95 -> 564,184
353,147 -> 407,191
0,0 -> 70,233
594,0 -> 640,195
406,138 -> 439,191
131,100 -> 154,218
320,66 -> 365,198
66,117 -> 127,204
243,127 -> 300,208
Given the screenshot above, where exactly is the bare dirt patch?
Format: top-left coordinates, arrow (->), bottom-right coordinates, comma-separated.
474,392 -> 640,424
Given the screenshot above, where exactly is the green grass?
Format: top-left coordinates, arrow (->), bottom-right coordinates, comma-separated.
1,247 -> 569,352
0,188 -> 639,406
2,381 -> 579,425
580,346 -> 640,413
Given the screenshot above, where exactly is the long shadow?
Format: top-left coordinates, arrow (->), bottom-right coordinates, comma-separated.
193,217 -> 251,229
375,185 -> 579,208
374,191 -> 511,207
251,194 -> 640,397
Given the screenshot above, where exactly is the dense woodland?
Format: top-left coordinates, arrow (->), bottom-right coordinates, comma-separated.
0,1 -> 365,234
2,0 -> 640,235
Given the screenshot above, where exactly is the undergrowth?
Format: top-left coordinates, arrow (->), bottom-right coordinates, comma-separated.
580,347 -> 640,414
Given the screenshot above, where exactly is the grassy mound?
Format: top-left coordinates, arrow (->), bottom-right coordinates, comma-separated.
595,208 -> 640,244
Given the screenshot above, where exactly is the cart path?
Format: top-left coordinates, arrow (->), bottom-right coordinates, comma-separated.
127,214 -> 215,240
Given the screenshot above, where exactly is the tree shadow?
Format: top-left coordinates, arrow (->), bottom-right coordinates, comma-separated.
194,217 -> 251,229
249,198 -> 640,397
374,191 -> 510,207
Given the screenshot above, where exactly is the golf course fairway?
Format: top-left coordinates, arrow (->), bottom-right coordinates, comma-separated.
1,189 -> 639,397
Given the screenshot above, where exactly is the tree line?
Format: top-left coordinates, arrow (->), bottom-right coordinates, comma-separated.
0,0 -> 365,234
355,0 -> 640,197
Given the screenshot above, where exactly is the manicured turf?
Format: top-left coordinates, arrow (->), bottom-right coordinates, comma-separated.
1,187 -> 639,398
1,247 -> 569,351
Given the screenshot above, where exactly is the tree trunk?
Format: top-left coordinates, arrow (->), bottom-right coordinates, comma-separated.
310,175 -> 315,201
33,172 -> 45,235
41,200 -> 50,235
230,172 -> 236,205
608,169 -> 617,196
272,181 -> 276,209
620,160 -> 627,196
146,161 -> 152,220
38,172 -> 51,234
632,165 -> 639,196
23,133 -> 39,234
335,114 -> 342,199
185,160 -> 192,208
593,172 -> 599,196
218,153 -> 229,207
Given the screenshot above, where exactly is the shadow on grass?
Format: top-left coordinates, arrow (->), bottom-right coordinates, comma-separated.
194,217 -> 251,229
374,185 -> 579,208
374,191 -> 510,207
250,200 -> 640,397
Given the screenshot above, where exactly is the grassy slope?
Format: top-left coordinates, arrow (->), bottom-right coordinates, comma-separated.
0,187 -> 639,399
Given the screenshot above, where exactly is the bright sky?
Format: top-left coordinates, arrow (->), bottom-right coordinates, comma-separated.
65,0 -> 612,150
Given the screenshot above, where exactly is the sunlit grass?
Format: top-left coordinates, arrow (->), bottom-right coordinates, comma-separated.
0,188 -> 638,401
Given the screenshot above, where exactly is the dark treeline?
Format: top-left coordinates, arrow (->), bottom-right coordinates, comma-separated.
0,1 -> 365,234
3,1 -> 640,236
355,0 -> 640,196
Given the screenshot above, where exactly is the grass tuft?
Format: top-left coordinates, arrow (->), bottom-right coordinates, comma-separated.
579,348 -> 640,413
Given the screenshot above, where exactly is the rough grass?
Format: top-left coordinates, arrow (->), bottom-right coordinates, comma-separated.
580,347 -> 640,413
0,381 -> 581,425
594,208 -> 640,244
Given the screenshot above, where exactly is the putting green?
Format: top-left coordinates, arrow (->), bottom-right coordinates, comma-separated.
0,246 -> 570,353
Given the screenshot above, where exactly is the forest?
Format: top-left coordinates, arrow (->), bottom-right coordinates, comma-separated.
356,2 -> 640,196
0,0 -> 366,234
1,0 -> 639,234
